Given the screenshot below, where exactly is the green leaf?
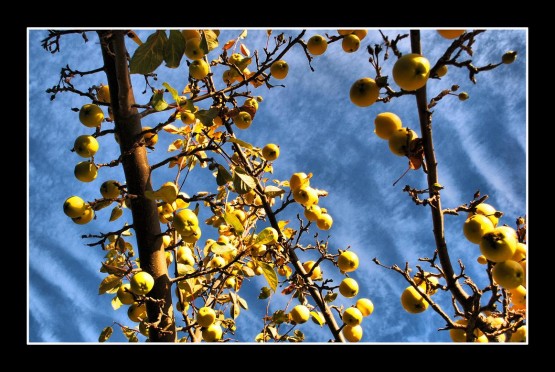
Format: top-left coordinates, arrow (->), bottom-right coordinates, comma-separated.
162,82 -> 180,103
101,262 -> 128,276
164,30 -> 186,68
130,30 -> 167,74
93,200 -> 112,211
223,211 -> 244,235
98,326 -> 113,342
227,137 -> 254,150
150,90 -> 168,111
324,291 -> 338,303
99,274 -> 122,295
255,260 -> 277,292
272,310 -> 287,324
122,327 -> 136,340
237,295 -> 249,310
229,291 -> 240,319
255,227 -> 278,245
111,295 -> 122,310
310,311 -> 325,327
258,286 -> 271,299
109,206 -> 123,222
216,165 -> 233,186
233,167 -> 256,195
196,107 -> 220,127
200,30 -> 219,54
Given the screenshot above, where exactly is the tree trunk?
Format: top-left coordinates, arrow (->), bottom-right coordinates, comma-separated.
98,30 -> 176,342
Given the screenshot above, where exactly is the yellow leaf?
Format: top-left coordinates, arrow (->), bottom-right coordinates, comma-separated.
99,274 -> 122,295
163,124 -> 181,134
239,29 -> 248,39
240,43 -> 250,56
168,139 -> 183,152
109,206 -> 123,222
278,220 -> 289,230
282,228 -> 296,240
255,260 -> 277,292
111,295 -> 122,310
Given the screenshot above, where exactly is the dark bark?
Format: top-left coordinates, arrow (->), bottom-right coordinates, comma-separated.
97,30 -> 176,342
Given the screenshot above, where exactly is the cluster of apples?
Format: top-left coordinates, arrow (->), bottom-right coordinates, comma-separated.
114,271 -> 155,336
73,103 -> 105,183
463,204 -> 526,306
289,172 -> 333,230
400,271 -> 440,314
232,97 -> 262,130
62,179 -> 122,225
195,306 -> 223,342
373,111 -> 419,157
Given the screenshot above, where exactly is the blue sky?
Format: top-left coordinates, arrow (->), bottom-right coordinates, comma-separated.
28,28 -> 526,343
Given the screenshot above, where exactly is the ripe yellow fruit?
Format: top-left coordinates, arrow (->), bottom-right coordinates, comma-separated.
233,111 -> 252,130
304,205 -> 322,222
278,265 -> 292,278
316,213 -> 333,230
436,64 -> 448,77
342,307 -> 363,326
508,285 -> 526,310
512,242 -> 526,262
374,112 -> 403,140
202,323 -> 223,342
509,325 -> 526,342
243,97 -> 259,112
184,38 -> 205,60
180,110 -> 196,125
189,59 -> 210,80
165,251 -> 173,267
338,30 -> 354,35
353,29 -> 368,40
142,126 -> 158,146
480,226 -> 517,262
289,172 -> 310,191
117,283 -> 135,305
342,34 -> 360,53
270,60 -> 289,79
463,214 -> 494,244
492,260 -> 524,289
97,85 -> 111,103
302,261 -> 322,280
73,135 -> 99,158
260,227 -> 279,244
293,186 -> 319,207
72,205 -> 94,224
449,319 -> 487,342
414,272 -> 439,295
209,256 -> 226,268
181,226 -> 202,243
337,251 -> 359,273
79,104 -> 104,128
342,324 -> 363,342
388,128 -> 418,156
63,195 -> 87,218
173,209 -> 199,237
339,278 -> 359,298
356,298 -> 374,317
74,161 -> 98,182
289,304 -> 310,324
477,255 -> 488,265
350,78 -> 379,107
262,144 -> 280,161
392,54 -> 431,91
182,29 -> 201,41
400,286 -> 429,314
130,271 -> 155,295
197,306 -> 217,327
469,203 -> 499,227
307,35 -> 328,55
100,180 -> 121,199
128,302 -> 147,322
437,30 -> 465,39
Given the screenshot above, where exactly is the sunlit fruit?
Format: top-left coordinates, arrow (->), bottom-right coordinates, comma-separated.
449,319 -> 487,342
509,325 -> 526,342
262,144 -> 280,161
512,242 -> 526,262
97,84 -> 110,103
244,97 -> 259,111
508,285 -> 526,310
293,186 -> 319,207
337,251 -> 359,273
74,161 -> 98,182
100,180 -> 121,199
480,226 -> 517,262
436,64 -> 448,77
202,323 -> 223,342
290,304 -> 310,324
278,265 -> 292,278
414,272 -> 440,295
342,324 -> 363,342
182,29 -> 201,41
338,30 -> 354,35
437,30 -> 465,39
289,172 -> 310,191
233,111 -> 252,130
128,302 -> 147,322
388,128 -> 418,156
173,209 -> 199,237
353,29 -> 367,40
392,54 -> 431,91
463,214 -> 494,244
401,285 -> 429,314
184,38 -> 205,60
117,283 -> 135,305
470,203 -> 499,227
350,78 -> 379,107
79,104 -> 104,128
477,255 -> 488,265
342,34 -> 360,53
142,126 -> 158,146
302,261 -> 322,280
63,195 -> 87,218
130,271 -> 155,295
307,35 -> 328,55
304,205 -> 322,222
197,306 -> 217,327
71,205 -> 94,224
356,298 -> 374,317
374,112 -> 403,140
339,278 -> 359,298
270,60 -> 289,79
189,59 -> 210,80
316,213 -> 333,230
73,135 -> 99,158
492,260 -> 524,289
342,307 -> 363,326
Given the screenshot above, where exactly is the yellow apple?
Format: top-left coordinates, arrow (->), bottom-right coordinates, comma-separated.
492,260 -> 524,289
374,112 -> 403,140
342,307 -> 363,326
184,38 -> 205,60
508,285 -> 526,310
97,84 -> 111,103
79,104 -> 104,128
520,259 -> 526,287
302,261 -> 322,281
142,126 -> 158,146
233,111 -> 252,130
289,172 -> 310,191
209,256 -> 226,268
337,251 -> 359,273
293,186 -> 319,207
74,161 -> 98,182
463,214 -> 494,244
401,285 -> 429,314
342,34 -> 360,53
117,283 -> 135,305
63,195 -> 87,218
128,302 -> 147,323
278,265 -> 292,278
339,278 -> 359,298
337,30 -> 354,35
436,64 -> 448,77
182,29 -> 201,41
100,180 -> 121,199
356,298 -> 374,317
130,271 -> 155,295
71,205 -> 94,224
289,304 -> 310,324
316,213 -> 333,230
388,128 -> 418,156
414,272 -> 440,295
350,78 -> 379,107
477,255 -> 488,265
509,325 -> 526,342
437,30 -> 465,39
270,60 -> 289,79
202,323 -> 223,342
173,209 -> 199,237
304,205 -> 322,222
181,226 -> 202,243
353,29 -> 367,40
449,319 -> 487,342
197,306 -> 217,327
392,54 -> 431,91
342,324 -> 363,342
244,97 -> 259,111
480,226 -> 517,262
512,242 -> 526,262
180,110 -> 196,124
189,59 -> 210,80
469,203 -> 499,227
73,135 -> 99,158
262,143 -> 280,161
307,34 -> 328,55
